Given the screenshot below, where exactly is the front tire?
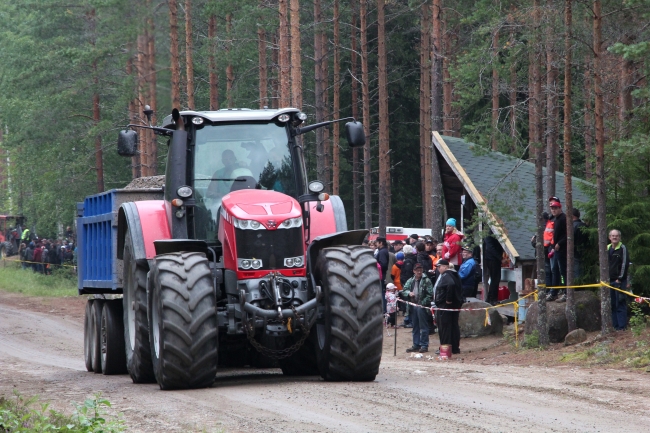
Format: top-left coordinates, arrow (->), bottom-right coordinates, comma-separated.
122,229 -> 156,383
315,246 -> 383,381
149,252 -> 218,390
101,301 -> 127,375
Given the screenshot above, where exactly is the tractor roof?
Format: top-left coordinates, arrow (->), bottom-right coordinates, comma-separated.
162,107 -> 300,129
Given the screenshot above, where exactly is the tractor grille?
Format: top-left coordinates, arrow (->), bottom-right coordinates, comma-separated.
235,227 -> 303,269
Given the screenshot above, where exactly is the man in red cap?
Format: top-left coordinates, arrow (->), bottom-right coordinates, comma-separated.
547,200 -> 568,301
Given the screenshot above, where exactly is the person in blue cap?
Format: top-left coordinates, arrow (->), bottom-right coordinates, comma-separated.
441,218 -> 464,266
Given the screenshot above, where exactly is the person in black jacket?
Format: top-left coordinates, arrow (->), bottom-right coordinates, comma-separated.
608,229 -> 630,330
375,237 -> 390,313
483,234 -> 504,305
547,200 -> 568,302
415,241 -> 433,281
434,259 -> 463,354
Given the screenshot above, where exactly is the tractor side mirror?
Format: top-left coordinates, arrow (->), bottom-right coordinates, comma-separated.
117,130 -> 138,156
345,121 -> 366,148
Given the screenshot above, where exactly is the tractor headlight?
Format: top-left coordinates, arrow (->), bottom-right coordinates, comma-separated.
308,180 -> 325,193
251,259 -> 262,269
279,217 -> 302,229
284,256 -> 304,267
240,259 -> 252,269
177,186 -> 193,198
233,217 -> 265,230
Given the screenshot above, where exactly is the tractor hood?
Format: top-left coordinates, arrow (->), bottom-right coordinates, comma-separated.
220,189 -> 302,230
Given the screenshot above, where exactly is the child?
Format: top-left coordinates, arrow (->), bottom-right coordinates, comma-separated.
385,283 -> 398,327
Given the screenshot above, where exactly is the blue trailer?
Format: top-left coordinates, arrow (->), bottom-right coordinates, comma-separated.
78,187 -> 162,373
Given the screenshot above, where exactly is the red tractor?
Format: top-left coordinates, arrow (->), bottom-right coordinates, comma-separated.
80,107 -> 383,390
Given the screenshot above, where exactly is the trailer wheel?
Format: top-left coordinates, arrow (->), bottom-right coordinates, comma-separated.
149,252 -> 218,390
83,299 -> 94,372
123,230 -> 156,383
101,301 -> 127,375
314,246 -> 383,381
90,299 -> 105,373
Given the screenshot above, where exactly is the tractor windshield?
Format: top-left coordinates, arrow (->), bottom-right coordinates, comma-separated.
192,122 -> 297,242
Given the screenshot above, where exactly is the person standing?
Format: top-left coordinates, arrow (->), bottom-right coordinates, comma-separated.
442,218 -> 464,267
434,259 -> 463,354
608,230 -> 630,331
547,200 -> 568,302
376,237 -> 390,312
400,245 -> 417,328
391,252 -> 404,292
483,234 -> 504,305
458,247 -> 477,298
415,241 -> 433,281
403,263 -> 434,353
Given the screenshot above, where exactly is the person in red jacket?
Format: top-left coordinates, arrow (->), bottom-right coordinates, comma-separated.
442,218 -> 464,266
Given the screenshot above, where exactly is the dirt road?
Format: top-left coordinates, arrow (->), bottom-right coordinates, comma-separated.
1,292 -> 649,432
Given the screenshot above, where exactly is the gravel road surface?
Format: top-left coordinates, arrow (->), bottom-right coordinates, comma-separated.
1,292 -> 648,432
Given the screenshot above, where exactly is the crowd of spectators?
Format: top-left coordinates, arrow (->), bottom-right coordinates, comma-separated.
18,238 -> 77,274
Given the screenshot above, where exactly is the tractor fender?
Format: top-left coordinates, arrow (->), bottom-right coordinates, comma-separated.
306,229 -> 369,290
305,194 -> 347,241
117,201 -> 171,262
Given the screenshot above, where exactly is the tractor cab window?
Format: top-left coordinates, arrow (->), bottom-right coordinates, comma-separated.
192,122 -> 296,242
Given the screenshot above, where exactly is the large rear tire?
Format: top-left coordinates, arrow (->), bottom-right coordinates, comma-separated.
101,301 -> 128,375
83,299 -> 94,372
149,252 -> 218,390
315,246 -> 383,381
90,299 -> 105,373
123,229 -> 155,383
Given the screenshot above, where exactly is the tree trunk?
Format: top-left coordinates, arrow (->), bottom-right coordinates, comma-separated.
209,13 -> 219,110
332,0 -> 340,195
169,0 -> 180,109
351,11 -> 360,230
545,0 -> 558,199
431,0 -> 443,131
361,0 -> 372,229
508,12 -> 517,149
147,9 -> 157,175
278,0 -> 290,107
322,31 -> 331,190
258,16 -> 267,108
226,14 -> 234,108
314,0 -> 325,184
137,33 -> 149,176
90,6 -> 103,194
491,29 -> 499,151
421,3 -> 432,227
271,32 -> 279,108
584,59 -> 593,180
377,0 -> 390,235
442,27 -> 453,135
185,0 -> 194,109
593,0 -> 612,335
564,0 -> 576,332
126,53 -> 140,178
533,0 -> 549,347
290,0 -> 302,108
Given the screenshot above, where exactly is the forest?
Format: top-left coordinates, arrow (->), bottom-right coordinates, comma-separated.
0,1 -> 650,295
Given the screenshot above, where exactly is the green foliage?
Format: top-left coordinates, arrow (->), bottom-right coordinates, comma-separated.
523,329 -> 540,349
629,302 -> 649,337
0,391 -> 125,433
0,261 -> 77,297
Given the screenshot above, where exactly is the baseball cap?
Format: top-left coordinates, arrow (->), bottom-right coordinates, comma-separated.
425,239 -> 433,244
413,263 -> 423,270
548,196 -> 560,202
550,201 -> 562,208
410,234 -> 419,240
462,245 -> 473,252
386,283 -> 397,291
393,240 -> 403,245
396,252 -> 405,260
436,259 -> 450,267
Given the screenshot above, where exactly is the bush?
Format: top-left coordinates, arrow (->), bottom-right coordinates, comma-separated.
0,391 -> 125,433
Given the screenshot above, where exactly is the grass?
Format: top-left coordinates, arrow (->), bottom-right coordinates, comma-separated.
0,391 -> 125,432
0,260 -> 77,297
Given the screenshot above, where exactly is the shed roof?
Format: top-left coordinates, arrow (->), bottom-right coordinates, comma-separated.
433,133 -> 593,263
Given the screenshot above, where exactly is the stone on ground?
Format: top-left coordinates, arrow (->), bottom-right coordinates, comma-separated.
525,291 -> 601,343
565,328 -> 587,346
459,300 -> 503,337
